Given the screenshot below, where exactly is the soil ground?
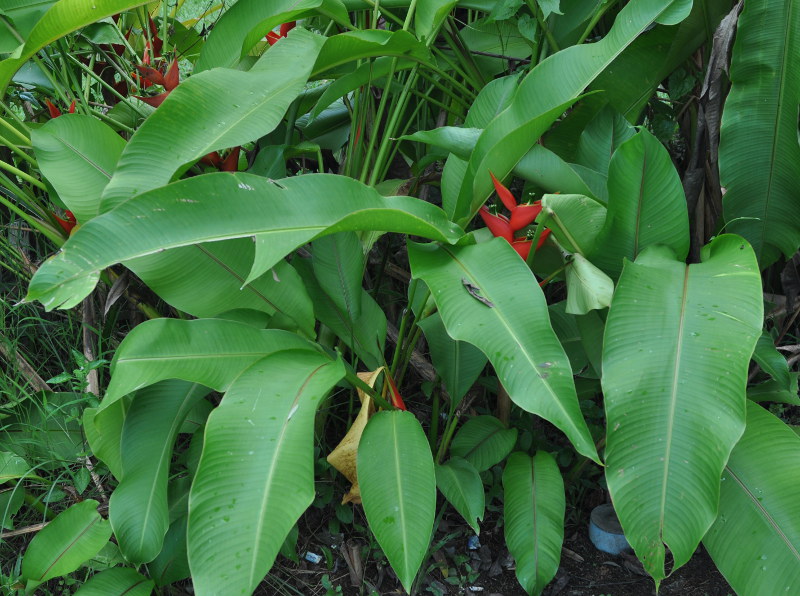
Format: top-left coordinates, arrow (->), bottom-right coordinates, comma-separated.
262,505 -> 736,596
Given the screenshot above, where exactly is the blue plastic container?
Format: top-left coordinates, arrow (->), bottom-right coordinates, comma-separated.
588,503 -> 631,555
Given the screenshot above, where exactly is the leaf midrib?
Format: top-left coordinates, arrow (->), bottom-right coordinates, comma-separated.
659,265 -> 690,534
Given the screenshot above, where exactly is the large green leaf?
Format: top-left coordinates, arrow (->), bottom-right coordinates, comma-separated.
148,515 -> 190,586
503,452 -> 564,596
720,0 -> 800,267
110,381 -> 210,565
545,0 -> 732,159
602,235 -> 763,583
31,115 -> 125,224
574,106 -> 635,177
449,415 -> 517,472
195,0 -> 349,70
83,402 -> 127,480
125,243 -> 315,337
417,312 -> 487,404
26,173 -> 462,310
703,401 -> 800,594
586,129 -> 689,277
312,232 -> 364,321
294,257 -> 386,369
358,410 -> 436,593
100,28 -> 325,211
101,318 -> 314,410
435,458 -> 484,535
311,30 -> 433,78
188,351 -> 345,595
21,500 -> 112,590
408,239 -> 599,462
451,0 -> 693,225
0,0 -> 150,95
73,567 -> 154,596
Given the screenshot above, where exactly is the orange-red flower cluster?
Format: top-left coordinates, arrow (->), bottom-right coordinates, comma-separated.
266,22 -> 296,45
479,173 -> 551,260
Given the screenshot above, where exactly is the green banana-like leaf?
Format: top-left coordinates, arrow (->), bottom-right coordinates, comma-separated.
73,567 -> 154,596
515,146 -> 606,203
312,30 -> 433,78
311,56 -> 415,119
149,516 -> 190,586
100,29 -> 325,211
126,242 -> 315,337
101,318 -> 315,409
751,332 -> 792,391
435,457 -> 484,534
294,258 -> 386,369
21,500 -> 112,590
539,194 -> 606,256
703,401 -> 800,594
31,115 -> 125,224
0,0 -> 150,95
30,116 -> 314,330
358,410 -> 436,593
548,301 -> 589,374
450,415 -> 517,472
417,312 -> 487,404
586,129 -> 689,277
441,74 -> 518,218
720,0 -> 800,267
451,0 -> 692,226
574,106 -> 636,177
415,0 -> 458,42
188,351 -> 345,595
564,253 -> 613,315
545,0 -> 732,159
408,239 -> 598,462
503,452 -> 564,596
602,235 -> 763,583
195,0 -> 349,70
83,402 -> 127,480
110,381 -> 211,565
312,232 -> 364,321
25,173 -> 462,310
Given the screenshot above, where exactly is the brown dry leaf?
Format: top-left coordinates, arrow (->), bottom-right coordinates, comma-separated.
326,368 -> 382,504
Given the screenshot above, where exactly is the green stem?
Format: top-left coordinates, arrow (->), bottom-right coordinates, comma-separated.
390,278 -> 418,375
343,368 -> 395,410
577,0 -> 617,45
0,110 -> 30,144
0,133 -> 37,167
435,409 -> 460,463
0,192 -> 63,245
527,0 -> 560,53
428,381 -> 441,450
67,55 -> 150,119
0,160 -> 47,191
284,98 -> 301,146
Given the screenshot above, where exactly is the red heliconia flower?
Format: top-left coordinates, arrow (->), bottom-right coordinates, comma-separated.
266,21 -> 297,45
45,99 -> 76,119
481,171 -> 550,258
135,60 -> 179,108
509,202 -> 543,231
53,210 -> 77,234
479,206 -> 513,243
490,171 -> 517,212
220,146 -> 241,172
200,147 -> 242,172
511,229 -> 551,260
386,371 -> 407,411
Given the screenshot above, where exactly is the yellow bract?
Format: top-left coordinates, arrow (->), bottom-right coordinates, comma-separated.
326,368 -> 383,505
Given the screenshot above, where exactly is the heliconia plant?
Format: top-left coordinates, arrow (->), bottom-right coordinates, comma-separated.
0,0 -> 799,595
